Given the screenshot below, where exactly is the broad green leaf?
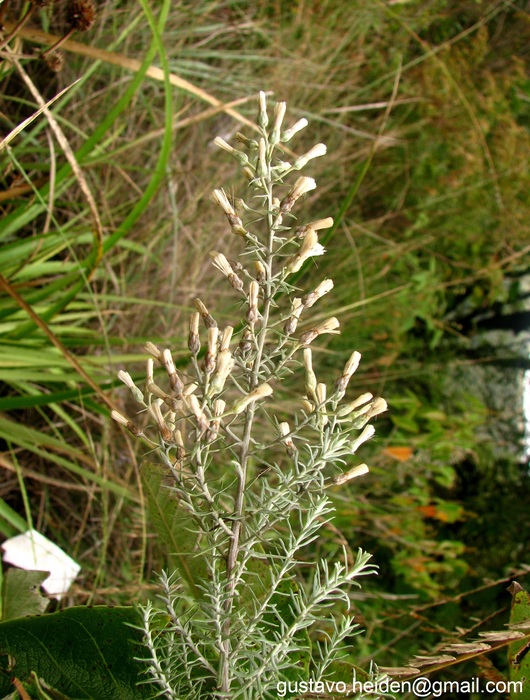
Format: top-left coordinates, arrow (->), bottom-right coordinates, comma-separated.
0,606 -> 151,699
1,569 -> 50,621
141,461 -> 208,599
508,582 -> 530,700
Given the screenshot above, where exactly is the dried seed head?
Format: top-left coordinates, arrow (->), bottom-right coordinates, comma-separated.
43,51 -> 64,72
65,0 -> 96,31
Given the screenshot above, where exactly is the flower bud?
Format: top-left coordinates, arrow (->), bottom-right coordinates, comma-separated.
188,312 -> 200,355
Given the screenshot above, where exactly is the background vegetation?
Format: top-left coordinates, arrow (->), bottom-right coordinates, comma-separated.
1,0 -> 529,687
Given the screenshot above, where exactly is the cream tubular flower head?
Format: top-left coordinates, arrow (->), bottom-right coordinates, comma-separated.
295,217 -> 334,239
144,341 -> 162,362
298,317 -> 340,346
281,117 -> 308,142
146,357 -> 154,383
213,136 -> 249,167
286,228 -> 326,273
211,189 -> 247,236
332,464 -> 370,486
284,297 -> 304,336
256,137 -> 268,178
271,101 -> 287,145
303,348 -> 317,400
280,176 -> 317,213
338,392 -> 374,416
111,410 -> 143,438
210,251 -> 232,277
220,326 -> 233,352
204,326 -> 219,374
232,383 -> 273,415
302,278 -> 334,308
194,298 -> 217,329
149,399 -> 173,442
334,350 -> 362,397
213,136 -> 236,155
162,348 -> 184,395
118,370 -> 144,403
211,188 -> 235,216
279,421 -> 296,455
367,397 -> 388,419
207,349 -> 233,397
210,251 -> 244,292
247,280 -> 260,325
187,394 -> 209,433
258,90 -> 268,129
294,143 -> 327,170
350,424 -> 375,454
